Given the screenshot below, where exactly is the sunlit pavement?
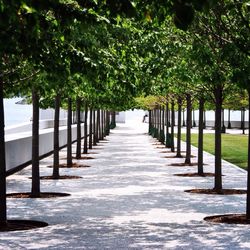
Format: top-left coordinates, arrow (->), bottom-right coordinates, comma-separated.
2,118 -> 249,250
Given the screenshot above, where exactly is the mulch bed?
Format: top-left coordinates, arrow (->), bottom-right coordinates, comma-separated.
174,172 -> 215,177
155,146 -> 167,149
204,214 -> 250,224
0,220 -> 48,232
40,175 -> 82,180
7,192 -> 71,198
48,163 -> 91,168
162,155 -> 184,159
80,152 -> 99,154
160,150 -> 186,154
168,162 -> 198,167
163,155 -> 196,159
185,188 -> 247,195
72,156 -> 95,160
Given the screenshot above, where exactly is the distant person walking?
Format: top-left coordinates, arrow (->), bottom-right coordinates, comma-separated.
142,114 -> 148,123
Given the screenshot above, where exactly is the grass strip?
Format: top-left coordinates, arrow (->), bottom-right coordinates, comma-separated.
180,133 -> 248,170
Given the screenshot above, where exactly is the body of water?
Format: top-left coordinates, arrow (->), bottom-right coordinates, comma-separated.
4,98 -> 32,127
2,98 -> 248,128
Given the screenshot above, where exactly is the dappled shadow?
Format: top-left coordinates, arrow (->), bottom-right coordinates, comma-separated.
3,122 -> 249,249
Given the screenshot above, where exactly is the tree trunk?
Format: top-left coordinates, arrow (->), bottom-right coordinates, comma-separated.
83,102 -> 88,154
103,110 -> 106,137
214,86 -> 223,190
101,110 -> 105,139
148,110 -> 152,134
76,98 -> 81,159
198,98 -> 204,175
228,109 -> 232,129
243,108 -> 246,135
241,109 -> 244,129
153,109 -> 156,137
89,107 -> 93,149
106,111 -> 110,136
52,94 -> 60,178
185,94 -> 192,165
166,102 -> 171,147
192,109 -> 196,127
171,100 -> 175,152
176,97 -> 182,157
203,110 -> 206,129
111,111 -> 116,129
31,88 -> 40,197
0,79 -> 7,223
182,109 -> 185,127
246,89 -> 250,219
67,98 -> 73,167
96,109 -> 100,142
99,110 -> 102,140
93,110 -> 97,146
161,107 -> 165,144
158,108 -> 161,141
221,109 -> 226,133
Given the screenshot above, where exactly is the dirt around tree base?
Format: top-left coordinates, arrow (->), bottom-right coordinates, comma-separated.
204,214 -> 250,224
174,172 -> 215,177
40,175 -> 82,180
168,162 -> 199,167
162,155 -> 197,159
48,163 -> 91,168
7,192 -> 71,198
152,142 -> 163,146
72,156 -> 95,160
159,150 -> 187,153
79,152 -> 99,154
185,188 -> 246,195
162,155 -> 184,159
0,220 -> 48,232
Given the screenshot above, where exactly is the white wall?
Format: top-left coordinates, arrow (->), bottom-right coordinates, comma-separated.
5,124 -> 85,173
116,112 -> 126,123
180,109 -> 249,128
40,108 -> 68,120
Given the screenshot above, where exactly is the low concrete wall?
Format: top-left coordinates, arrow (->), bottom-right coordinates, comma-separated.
204,120 -> 249,128
5,119 -> 67,135
5,123 -> 85,174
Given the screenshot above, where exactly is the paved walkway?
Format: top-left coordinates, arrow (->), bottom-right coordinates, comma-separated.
1,119 -> 250,249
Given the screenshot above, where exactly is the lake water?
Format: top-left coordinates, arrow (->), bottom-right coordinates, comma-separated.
3,98 -> 247,128
4,98 -> 32,127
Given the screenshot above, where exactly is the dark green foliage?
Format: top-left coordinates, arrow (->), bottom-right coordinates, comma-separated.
109,121 -> 116,129
159,130 -> 165,144
165,134 -> 173,147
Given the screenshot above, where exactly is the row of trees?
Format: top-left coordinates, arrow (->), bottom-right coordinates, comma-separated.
134,0 -> 250,220
0,0 -> 249,227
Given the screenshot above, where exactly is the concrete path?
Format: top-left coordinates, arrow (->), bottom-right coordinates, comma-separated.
1,120 -> 250,249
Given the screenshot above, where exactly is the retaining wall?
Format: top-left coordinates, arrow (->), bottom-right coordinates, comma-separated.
5,122 -> 85,174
